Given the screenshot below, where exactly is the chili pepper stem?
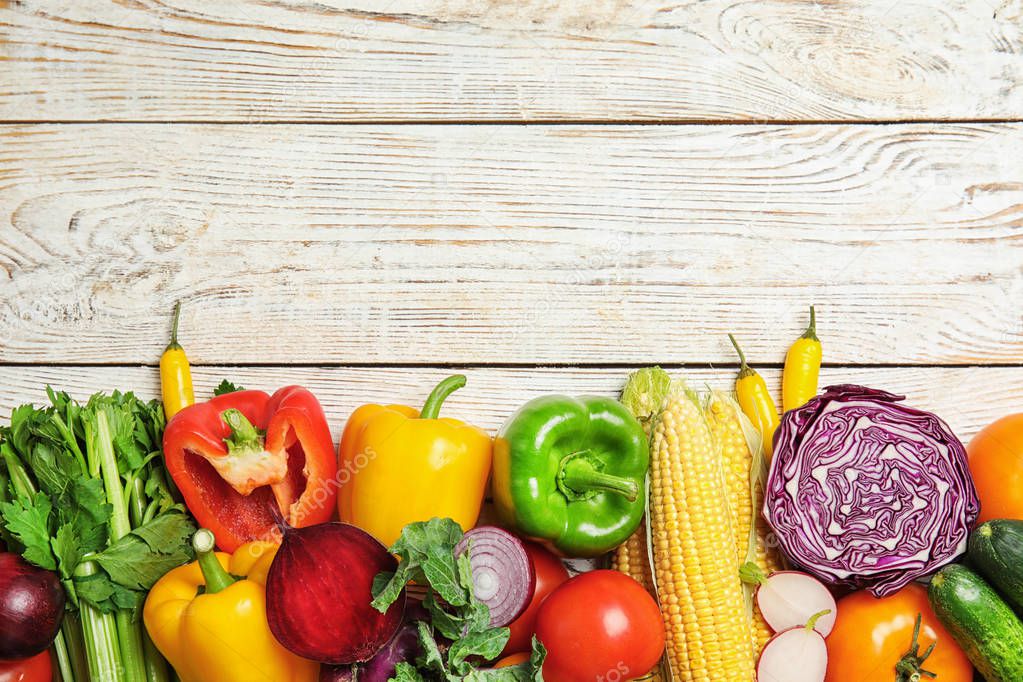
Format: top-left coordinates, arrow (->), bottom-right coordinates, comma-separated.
802,305 -> 818,341
728,334 -> 757,380
559,454 -> 639,502
193,529 -> 236,594
166,301 -> 183,351
420,374 -> 467,419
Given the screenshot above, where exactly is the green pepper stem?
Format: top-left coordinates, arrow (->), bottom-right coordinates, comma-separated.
738,561 -> 769,586
167,301 -> 183,351
728,334 -> 757,380
560,456 -> 639,502
193,529 -> 235,594
419,375 -> 466,420
221,409 -> 265,454
801,305 -> 819,342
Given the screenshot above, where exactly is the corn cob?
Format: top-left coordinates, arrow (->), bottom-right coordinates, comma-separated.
706,392 -> 783,654
615,374 -> 660,599
629,369 -> 753,682
611,525 -> 656,596
617,369 -> 667,681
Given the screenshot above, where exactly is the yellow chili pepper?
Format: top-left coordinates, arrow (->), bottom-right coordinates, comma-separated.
338,374 -> 493,548
143,530 -> 318,682
160,301 -> 194,421
728,334 -> 780,460
782,306 -> 822,413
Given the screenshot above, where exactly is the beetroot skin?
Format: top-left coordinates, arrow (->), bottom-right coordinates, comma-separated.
266,522 -> 405,664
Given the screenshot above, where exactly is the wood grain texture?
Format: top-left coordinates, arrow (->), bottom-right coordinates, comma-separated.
2,123 -> 1022,364
0,365 -> 1016,442
2,0 -> 1022,122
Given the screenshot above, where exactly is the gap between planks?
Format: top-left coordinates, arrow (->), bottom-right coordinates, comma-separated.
4,119 -> 1023,126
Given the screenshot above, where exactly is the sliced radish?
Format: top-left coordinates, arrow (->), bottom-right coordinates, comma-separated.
757,610 -> 830,682
740,563 -> 836,636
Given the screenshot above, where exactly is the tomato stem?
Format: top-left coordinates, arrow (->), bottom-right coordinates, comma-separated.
894,613 -> 937,682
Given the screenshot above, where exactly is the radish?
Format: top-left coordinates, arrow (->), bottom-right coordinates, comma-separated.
757,610 -> 830,682
740,562 -> 836,636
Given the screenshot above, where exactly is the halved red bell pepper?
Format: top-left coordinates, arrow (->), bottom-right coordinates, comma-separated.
163,386 -> 337,552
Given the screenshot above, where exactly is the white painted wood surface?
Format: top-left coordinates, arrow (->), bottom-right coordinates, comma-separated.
2,0 -> 1022,121
2,123 -> 1022,365
0,1 -> 1021,452
0,366 -> 1015,443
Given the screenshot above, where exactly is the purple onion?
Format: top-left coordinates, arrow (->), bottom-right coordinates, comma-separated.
455,526 -> 535,626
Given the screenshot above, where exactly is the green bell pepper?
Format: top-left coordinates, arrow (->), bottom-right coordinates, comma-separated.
493,394 -> 649,557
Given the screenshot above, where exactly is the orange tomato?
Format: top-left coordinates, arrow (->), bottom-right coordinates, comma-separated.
494,653 -> 530,669
968,413 -> 1023,523
825,583 -> 972,682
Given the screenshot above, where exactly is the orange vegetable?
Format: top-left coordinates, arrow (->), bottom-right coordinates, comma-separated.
825,583 -> 972,682
493,653 -> 530,669
967,413 -> 1023,524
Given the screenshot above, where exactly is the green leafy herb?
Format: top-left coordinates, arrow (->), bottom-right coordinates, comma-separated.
0,386 -> 191,682
391,663 -> 428,682
213,380 -> 245,396
374,518 -> 546,681
0,490 -> 55,569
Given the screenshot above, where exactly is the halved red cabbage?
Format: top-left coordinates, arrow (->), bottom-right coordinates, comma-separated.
764,385 -> 979,597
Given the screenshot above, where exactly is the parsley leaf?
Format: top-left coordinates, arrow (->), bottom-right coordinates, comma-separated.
374,519 -> 547,681
213,380 -> 245,396
92,512 -> 195,591
1,491 -> 55,569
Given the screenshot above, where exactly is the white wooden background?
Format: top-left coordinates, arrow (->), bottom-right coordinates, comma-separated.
1,0 -> 1022,445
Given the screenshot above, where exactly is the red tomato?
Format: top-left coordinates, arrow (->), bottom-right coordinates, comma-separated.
968,413 -> 1023,523
0,651 -> 52,682
825,583 -> 972,682
535,570 -> 664,682
502,542 -> 570,655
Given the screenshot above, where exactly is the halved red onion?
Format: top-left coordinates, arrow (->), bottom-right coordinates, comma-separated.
455,526 -> 535,627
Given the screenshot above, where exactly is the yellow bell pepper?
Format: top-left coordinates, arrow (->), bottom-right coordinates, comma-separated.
143,530 -> 318,682
338,374 -> 493,548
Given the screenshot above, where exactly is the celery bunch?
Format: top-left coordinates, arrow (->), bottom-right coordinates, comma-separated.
0,388 -> 194,682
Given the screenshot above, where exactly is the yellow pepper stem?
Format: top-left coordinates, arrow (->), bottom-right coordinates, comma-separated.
420,374 -> 467,419
193,529 -> 235,594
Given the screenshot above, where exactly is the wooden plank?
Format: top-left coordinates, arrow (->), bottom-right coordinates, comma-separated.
2,0 -> 1021,122
0,365 -> 1015,443
2,123 -> 1022,364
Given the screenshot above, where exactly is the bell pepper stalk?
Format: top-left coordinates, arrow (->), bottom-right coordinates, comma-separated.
493,395 -> 649,557
143,530 -> 318,682
337,374 -> 493,548
163,387 -> 337,552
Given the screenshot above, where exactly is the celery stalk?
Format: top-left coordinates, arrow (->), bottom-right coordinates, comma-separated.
92,410 -> 147,682
76,560 -> 124,682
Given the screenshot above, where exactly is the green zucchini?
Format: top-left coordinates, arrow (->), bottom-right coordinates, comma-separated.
969,519 -> 1023,615
929,564 -> 1023,682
